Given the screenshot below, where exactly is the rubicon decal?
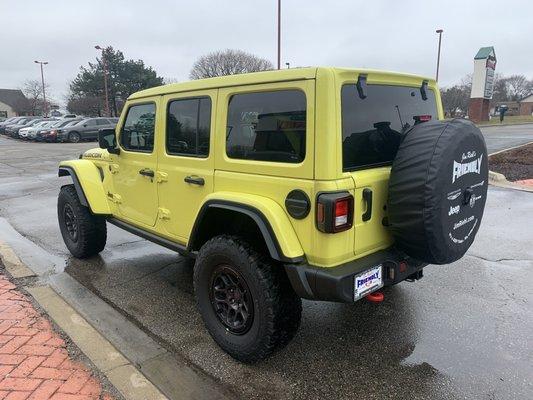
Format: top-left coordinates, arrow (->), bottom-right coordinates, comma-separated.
452,154 -> 483,183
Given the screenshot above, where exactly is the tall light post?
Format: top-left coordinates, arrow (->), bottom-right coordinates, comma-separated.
277,0 -> 281,69
34,61 -> 48,117
95,45 -> 110,116
435,29 -> 444,82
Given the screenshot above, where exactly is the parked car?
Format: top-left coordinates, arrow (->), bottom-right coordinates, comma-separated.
20,120 -> 58,140
0,117 -> 33,134
58,117 -> 117,143
6,118 -> 43,138
36,119 -> 82,142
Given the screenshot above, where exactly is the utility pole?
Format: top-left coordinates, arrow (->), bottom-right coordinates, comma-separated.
435,29 -> 444,82
95,45 -> 110,116
277,0 -> 281,69
34,60 -> 48,117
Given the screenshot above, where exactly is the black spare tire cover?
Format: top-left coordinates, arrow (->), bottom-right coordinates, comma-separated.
387,119 -> 488,265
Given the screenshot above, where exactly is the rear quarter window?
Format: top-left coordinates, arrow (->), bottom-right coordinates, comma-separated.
226,90 -> 306,163
341,84 -> 438,171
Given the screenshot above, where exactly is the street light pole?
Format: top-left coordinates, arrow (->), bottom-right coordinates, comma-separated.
277,0 -> 281,70
435,29 -> 444,82
95,45 -> 110,117
34,61 -> 48,117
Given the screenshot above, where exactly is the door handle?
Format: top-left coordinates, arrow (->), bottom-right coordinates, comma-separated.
362,188 -> 373,222
184,176 -> 205,186
139,168 -> 155,178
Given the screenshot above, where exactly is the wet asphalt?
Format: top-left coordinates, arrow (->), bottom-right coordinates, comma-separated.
0,126 -> 532,400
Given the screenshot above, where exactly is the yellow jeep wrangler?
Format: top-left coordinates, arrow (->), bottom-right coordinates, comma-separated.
57,67 -> 488,362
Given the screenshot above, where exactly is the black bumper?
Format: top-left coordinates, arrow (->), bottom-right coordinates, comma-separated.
284,248 -> 426,303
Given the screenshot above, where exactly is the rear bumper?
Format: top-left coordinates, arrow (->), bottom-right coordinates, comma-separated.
284,248 -> 426,303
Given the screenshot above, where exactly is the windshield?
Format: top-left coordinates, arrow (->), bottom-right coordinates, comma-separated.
341,84 -> 438,171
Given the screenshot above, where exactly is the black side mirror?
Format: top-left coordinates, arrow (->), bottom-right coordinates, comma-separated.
98,128 -> 120,155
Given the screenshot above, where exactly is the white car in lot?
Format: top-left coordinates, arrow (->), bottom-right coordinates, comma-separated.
19,120 -> 58,139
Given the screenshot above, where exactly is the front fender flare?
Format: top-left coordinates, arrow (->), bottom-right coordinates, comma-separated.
189,192 -> 305,263
58,160 -> 111,215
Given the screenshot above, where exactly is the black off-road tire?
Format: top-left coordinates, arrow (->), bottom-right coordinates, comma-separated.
57,185 -> 106,258
68,131 -> 81,143
194,235 -> 302,363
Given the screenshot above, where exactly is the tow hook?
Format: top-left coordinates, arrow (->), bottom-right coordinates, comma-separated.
365,291 -> 384,303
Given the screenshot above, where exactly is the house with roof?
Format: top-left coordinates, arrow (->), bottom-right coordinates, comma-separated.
519,94 -> 533,116
0,89 -> 29,118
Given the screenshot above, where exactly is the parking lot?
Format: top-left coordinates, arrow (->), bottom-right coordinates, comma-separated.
0,124 -> 532,399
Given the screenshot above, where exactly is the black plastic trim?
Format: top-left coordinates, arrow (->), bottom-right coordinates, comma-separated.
188,200 -> 305,264
284,249 -> 426,303
58,166 -> 90,209
107,217 -> 192,257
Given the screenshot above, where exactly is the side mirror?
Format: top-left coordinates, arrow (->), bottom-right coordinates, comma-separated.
98,128 -> 120,155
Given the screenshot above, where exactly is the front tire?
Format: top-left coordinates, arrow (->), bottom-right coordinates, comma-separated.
58,185 -> 106,258
194,235 -> 302,363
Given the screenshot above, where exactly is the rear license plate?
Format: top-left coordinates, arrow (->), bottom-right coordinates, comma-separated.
354,265 -> 383,301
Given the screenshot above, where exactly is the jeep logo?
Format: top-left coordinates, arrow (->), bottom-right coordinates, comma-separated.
448,205 -> 460,216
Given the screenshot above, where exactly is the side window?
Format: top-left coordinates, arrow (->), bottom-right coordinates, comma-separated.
84,119 -> 97,126
166,97 -> 211,157
226,90 -> 306,163
96,119 -> 108,126
120,103 -> 156,152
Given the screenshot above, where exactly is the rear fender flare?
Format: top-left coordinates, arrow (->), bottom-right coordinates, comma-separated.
188,193 -> 305,263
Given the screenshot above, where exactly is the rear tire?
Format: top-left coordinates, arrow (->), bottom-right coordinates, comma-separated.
68,131 -> 81,143
58,185 -> 106,258
194,235 -> 302,363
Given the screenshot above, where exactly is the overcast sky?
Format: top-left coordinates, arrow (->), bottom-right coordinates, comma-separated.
2,0 -> 532,106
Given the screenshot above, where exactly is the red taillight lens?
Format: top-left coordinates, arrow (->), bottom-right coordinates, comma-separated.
334,199 -> 349,227
316,193 -> 354,233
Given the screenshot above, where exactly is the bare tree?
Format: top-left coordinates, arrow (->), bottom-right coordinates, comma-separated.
22,79 -> 49,115
190,49 -> 273,80
504,75 -> 533,100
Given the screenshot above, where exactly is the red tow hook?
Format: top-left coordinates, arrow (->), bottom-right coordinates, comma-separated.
365,291 -> 384,303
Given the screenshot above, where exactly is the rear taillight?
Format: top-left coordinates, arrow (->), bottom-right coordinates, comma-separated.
316,192 -> 354,233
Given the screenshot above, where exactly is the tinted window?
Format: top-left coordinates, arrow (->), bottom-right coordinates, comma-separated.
341,84 -> 438,171
120,103 -> 156,152
83,119 -> 97,126
226,90 -> 306,163
166,97 -> 211,157
96,119 -> 109,126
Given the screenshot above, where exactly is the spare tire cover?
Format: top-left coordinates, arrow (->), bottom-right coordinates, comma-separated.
387,119 -> 488,264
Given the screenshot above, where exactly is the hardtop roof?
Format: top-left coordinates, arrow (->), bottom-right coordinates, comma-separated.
128,67 -> 435,100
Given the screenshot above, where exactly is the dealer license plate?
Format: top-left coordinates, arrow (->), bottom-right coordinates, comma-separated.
354,265 -> 383,301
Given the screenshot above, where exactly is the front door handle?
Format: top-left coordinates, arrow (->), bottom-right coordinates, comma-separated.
362,188 -> 373,222
139,168 -> 155,178
184,176 -> 205,186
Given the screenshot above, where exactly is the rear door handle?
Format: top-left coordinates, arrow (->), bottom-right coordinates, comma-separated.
362,188 -> 373,222
139,168 -> 155,178
184,176 -> 205,186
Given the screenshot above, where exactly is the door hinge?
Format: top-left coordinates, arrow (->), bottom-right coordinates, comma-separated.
158,207 -> 171,220
107,192 -> 122,204
156,171 -> 168,183
109,164 -> 120,174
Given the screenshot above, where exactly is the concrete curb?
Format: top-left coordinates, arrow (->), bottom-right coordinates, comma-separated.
488,141 -> 533,193
26,285 -> 168,400
0,240 -> 35,278
488,170 -> 533,192
478,122 -> 533,128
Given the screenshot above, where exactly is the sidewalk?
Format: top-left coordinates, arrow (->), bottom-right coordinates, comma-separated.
0,272 -> 114,400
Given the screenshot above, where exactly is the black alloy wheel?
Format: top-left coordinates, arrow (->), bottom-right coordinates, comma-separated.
210,264 -> 254,335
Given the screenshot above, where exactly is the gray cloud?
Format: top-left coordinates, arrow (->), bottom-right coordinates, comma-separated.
1,0 -> 531,106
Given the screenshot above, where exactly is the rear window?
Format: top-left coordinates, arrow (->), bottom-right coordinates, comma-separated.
341,84 -> 438,171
